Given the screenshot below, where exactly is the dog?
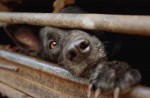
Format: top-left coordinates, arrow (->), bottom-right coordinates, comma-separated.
40,6 -> 150,98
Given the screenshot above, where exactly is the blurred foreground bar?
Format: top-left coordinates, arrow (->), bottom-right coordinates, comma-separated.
0,12 -> 150,36
0,49 -> 150,98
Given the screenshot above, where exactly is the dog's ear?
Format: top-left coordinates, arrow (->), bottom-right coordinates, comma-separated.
4,24 -> 41,55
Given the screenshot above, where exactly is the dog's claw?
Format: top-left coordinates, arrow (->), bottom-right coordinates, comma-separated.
89,61 -> 141,98
87,84 -> 93,98
114,87 -> 120,98
94,88 -> 101,98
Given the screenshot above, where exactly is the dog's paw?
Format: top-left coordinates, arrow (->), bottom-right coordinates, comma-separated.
87,61 -> 141,98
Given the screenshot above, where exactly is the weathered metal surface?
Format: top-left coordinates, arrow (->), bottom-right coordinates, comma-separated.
0,13 -> 150,36
0,49 -> 88,84
0,82 -> 32,98
0,49 -> 88,98
0,49 -> 150,98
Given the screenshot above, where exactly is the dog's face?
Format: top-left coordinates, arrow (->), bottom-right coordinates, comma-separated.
40,27 -> 107,77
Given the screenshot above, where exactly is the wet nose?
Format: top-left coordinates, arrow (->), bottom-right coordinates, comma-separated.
65,39 -> 90,61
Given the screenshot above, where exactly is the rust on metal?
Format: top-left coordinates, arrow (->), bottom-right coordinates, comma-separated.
0,49 -> 88,84
0,13 -> 150,36
0,49 -> 88,98
0,49 -> 150,98
0,82 -> 32,98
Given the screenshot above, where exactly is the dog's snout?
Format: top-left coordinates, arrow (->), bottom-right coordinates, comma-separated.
65,39 -> 90,61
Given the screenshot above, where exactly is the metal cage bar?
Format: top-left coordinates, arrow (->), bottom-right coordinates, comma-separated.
0,49 -> 150,98
0,12 -> 150,36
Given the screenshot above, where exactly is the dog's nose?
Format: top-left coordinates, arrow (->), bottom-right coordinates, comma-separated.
65,39 -> 90,61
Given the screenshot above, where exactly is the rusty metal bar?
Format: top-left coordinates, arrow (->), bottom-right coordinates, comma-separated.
0,82 -> 32,98
0,49 -> 150,98
0,50 -> 88,98
0,50 -> 88,84
0,12 -> 150,36
128,86 -> 150,98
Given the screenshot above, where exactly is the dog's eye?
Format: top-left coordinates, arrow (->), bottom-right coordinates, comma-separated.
49,41 -> 57,49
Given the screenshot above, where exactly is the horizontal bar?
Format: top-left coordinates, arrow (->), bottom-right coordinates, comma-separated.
0,51 -> 88,98
0,67 -> 82,98
0,12 -> 150,36
0,49 -> 88,84
0,49 -> 150,98
0,82 -> 32,98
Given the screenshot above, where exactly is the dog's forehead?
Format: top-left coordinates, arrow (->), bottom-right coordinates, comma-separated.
41,27 -> 66,39
70,30 -> 92,37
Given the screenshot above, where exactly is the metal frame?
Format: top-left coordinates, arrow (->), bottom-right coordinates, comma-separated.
0,13 -> 150,36
0,49 -> 88,98
0,49 -> 150,98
